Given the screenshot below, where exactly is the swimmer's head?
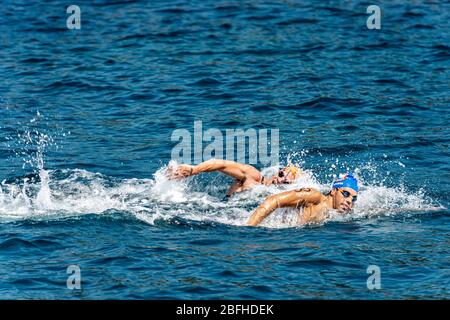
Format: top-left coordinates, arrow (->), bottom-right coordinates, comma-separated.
332,173 -> 359,192
269,164 -> 302,185
330,174 -> 359,213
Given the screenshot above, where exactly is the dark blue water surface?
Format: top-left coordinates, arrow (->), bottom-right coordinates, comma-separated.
0,0 -> 449,299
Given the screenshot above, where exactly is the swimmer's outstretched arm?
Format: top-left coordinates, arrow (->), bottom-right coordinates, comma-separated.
170,159 -> 251,181
247,189 -> 322,227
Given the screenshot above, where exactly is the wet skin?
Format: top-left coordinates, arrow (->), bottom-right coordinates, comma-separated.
168,159 -> 300,197
247,186 -> 358,226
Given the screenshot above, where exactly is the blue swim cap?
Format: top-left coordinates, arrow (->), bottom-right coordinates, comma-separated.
332,174 -> 359,192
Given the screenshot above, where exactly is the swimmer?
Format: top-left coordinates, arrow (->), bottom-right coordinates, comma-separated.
247,174 -> 359,226
167,159 -> 302,199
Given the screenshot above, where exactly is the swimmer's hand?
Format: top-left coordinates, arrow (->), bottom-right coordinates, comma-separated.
168,164 -> 194,180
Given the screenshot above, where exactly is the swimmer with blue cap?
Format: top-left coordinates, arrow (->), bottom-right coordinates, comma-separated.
247,173 -> 359,226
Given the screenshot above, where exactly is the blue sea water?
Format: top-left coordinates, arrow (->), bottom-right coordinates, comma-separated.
0,0 -> 449,299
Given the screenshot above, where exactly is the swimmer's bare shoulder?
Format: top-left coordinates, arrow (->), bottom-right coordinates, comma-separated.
291,188 -> 324,206
294,188 -> 328,225
247,187 -> 324,226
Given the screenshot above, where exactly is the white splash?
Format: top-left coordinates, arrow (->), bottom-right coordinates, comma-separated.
0,163 -> 443,229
